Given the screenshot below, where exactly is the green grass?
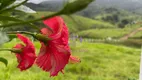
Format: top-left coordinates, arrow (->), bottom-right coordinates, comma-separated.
0,39 -> 140,80
78,28 -> 131,39
78,27 -> 142,39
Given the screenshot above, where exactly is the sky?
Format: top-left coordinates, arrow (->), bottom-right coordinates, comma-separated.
28,0 -> 53,4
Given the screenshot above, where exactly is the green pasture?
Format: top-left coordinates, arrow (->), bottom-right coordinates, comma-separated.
0,39 -> 140,80
78,27 -> 142,39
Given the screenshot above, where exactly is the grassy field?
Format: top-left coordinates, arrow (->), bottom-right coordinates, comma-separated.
78,28 -> 131,39
78,27 -> 142,39
0,39 -> 140,80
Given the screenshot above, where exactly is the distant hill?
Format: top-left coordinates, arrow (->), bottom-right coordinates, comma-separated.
95,0 -> 142,13
27,11 -> 114,33
25,0 -> 142,31
25,0 -> 142,15
25,1 -> 63,11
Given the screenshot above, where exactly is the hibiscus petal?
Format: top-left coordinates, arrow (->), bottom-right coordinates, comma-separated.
36,44 -> 70,76
43,16 -> 63,39
50,51 -> 70,76
41,28 -> 52,36
69,55 -> 81,64
14,44 -> 24,63
17,53 -> 36,71
13,34 -> 36,71
17,34 -> 33,45
36,43 -> 52,71
17,34 -> 35,53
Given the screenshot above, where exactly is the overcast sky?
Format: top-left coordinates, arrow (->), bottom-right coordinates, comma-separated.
28,0 -> 49,4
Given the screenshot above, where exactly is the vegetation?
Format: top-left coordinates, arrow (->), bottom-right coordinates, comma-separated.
77,27 -> 142,39
0,40 -> 140,80
1,0 -> 142,80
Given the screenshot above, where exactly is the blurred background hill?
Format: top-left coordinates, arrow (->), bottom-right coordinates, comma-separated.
25,0 -> 142,15
8,0 -> 142,46
22,0 -> 142,40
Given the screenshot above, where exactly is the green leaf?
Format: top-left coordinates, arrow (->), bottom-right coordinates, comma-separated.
60,0 -> 94,14
7,34 -> 16,41
0,57 -> 8,66
0,15 -> 40,30
0,12 -> 59,29
0,0 -> 16,10
0,0 -> 28,14
0,15 -> 23,21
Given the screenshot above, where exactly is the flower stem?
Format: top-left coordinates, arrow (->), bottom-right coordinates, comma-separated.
28,23 -> 41,32
0,48 -> 22,53
7,31 -> 35,36
0,48 -> 12,52
7,31 -> 51,42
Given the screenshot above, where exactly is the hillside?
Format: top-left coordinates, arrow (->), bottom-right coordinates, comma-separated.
78,28 -> 142,39
95,0 -> 142,13
27,11 -> 114,33
25,1 -> 63,11
25,0 -> 142,15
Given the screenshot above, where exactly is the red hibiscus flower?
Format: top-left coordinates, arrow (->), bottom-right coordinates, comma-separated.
13,34 -> 36,71
36,16 -> 72,76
